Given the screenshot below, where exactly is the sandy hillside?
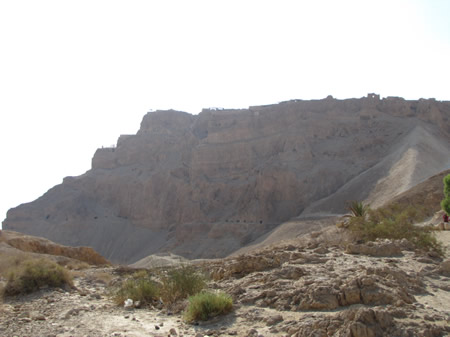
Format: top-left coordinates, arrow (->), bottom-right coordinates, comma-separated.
301,126 -> 450,218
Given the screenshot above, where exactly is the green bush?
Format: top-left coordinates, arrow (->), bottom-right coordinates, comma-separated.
4,258 -> 73,296
347,204 -> 443,255
113,271 -> 159,306
184,291 -> 233,322
160,265 -> 206,305
441,174 -> 450,215
112,265 -> 207,308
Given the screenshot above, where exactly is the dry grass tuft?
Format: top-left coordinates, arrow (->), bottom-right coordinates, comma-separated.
111,265 -> 207,308
58,259 -> 90,271
112,270 -> 159,307
159,265 -> 207,306
0,253 -> 28,278
184,291 -> 233,322
88,271 -> 114,285
3,258 -> 73,296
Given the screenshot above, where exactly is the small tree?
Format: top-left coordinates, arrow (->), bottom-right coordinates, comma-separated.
442,174 -> 450,215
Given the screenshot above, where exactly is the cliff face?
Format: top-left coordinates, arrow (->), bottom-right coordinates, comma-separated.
3,96 -> 450,263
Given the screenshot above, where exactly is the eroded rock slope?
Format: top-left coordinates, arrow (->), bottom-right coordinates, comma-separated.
3,95 -> 450,263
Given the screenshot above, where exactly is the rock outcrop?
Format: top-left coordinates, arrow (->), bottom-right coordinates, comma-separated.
0,230 -> 109,266
3,95 -> 450,263
345,239 -> 404,257
203,229 -> 450,337
1,225 -> 449,337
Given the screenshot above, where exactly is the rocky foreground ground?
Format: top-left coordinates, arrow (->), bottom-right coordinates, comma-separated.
1,228 -> 450,337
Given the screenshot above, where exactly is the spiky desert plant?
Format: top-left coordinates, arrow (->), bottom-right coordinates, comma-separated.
344,201 -> 369,218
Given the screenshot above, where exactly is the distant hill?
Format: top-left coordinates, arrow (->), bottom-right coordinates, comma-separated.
3,95 -> 450,263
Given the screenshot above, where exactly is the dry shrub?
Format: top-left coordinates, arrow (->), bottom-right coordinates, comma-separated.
69,269 -> 85,279
113,265 -> 142,276
58,259 -> 90,271
88,271 -> 114,285
3,258 -> 73,296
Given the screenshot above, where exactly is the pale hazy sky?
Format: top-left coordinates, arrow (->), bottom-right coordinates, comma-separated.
1,0 -> 449,226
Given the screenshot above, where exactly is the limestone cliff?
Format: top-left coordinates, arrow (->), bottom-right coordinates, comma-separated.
3,95 -> 450,263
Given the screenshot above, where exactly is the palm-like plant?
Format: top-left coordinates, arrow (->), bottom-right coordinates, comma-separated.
344,201 -> 369,218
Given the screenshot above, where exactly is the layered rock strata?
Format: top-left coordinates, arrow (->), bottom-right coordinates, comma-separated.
3,95 -> 450,263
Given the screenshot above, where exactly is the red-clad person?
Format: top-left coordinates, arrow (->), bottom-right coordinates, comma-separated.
444,213 -> 449,223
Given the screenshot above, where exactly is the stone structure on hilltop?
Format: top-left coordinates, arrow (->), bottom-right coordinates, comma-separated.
3,95 -> 450,263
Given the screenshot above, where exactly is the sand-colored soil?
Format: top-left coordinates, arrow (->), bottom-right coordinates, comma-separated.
1,225 -> 449,337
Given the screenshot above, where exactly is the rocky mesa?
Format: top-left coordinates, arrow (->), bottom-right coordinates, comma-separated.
3,95 -> 450,263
